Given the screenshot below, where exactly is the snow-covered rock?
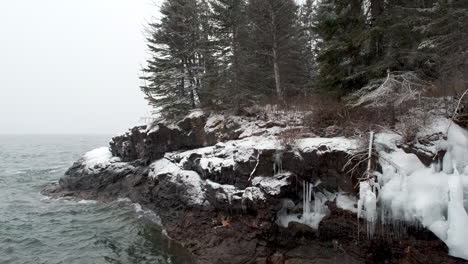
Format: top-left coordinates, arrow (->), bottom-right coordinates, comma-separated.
45,109 -> 464,264
82,147 -> 120,171
252,173 -> 292,196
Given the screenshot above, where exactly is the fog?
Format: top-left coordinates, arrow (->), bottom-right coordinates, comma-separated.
0,0 -> 160,134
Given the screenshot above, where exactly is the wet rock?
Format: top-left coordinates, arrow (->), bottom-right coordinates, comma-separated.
42,112 -> 466,264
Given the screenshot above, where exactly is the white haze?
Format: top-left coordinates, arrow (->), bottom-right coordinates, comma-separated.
0,0 -> 162,135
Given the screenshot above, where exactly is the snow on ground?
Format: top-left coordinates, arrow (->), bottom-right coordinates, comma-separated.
149,159 -> 207,206
242,187 -> 266,202
150,158 -> 181,177
82,147 -> 120,171
185,109 -> 205,119
206,179 -> 242,205
149,156 -> 270,206
295,137 -> 359,153
361,119 -> 468,260
252,173 -> 291,196
170,136 -> 281,176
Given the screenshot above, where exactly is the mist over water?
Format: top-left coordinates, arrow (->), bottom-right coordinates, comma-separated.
0,135 -> 192,264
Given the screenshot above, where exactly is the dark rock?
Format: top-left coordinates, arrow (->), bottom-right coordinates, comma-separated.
109,112 -> 245,163
399,132 -> 444,167
42,112 -> 466,264
266,121 -> 287,128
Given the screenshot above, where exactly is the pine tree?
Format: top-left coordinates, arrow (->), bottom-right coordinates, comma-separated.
313,0 -> 368,92
141,0 -> 209,117
298,0 -> 319,91
207,0 -> 253,106
247,0 -> 308,101
416,0 -> 468,82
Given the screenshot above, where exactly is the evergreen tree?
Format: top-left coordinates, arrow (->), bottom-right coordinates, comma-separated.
298,0 -> 318,91
139,0 -> 467,116
416,0 -> 468,83
141,0 -> 209,117
313,0 -> 368,92
247,0 -> 308,100
207,0 -> 253,106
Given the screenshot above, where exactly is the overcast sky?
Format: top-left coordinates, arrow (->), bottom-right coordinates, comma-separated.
0,0 -> 161,135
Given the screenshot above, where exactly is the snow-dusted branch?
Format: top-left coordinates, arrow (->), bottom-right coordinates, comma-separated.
248,150 -> 262,182
351,71 -> 427,109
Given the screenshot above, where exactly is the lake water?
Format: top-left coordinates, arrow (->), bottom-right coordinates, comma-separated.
0,135 -> 192,264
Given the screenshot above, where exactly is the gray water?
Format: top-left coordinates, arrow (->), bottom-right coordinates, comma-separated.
0,135 -> 192,264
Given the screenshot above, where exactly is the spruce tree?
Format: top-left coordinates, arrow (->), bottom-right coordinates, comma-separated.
207,0 -> 252,106
313,0 -> 368,92
298,0 -> 319,91
416,0 -> 468,82
247,0 -> 308,101
141,0 -> 209,117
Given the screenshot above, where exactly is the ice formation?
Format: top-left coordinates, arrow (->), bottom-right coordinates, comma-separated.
273,151 -> 283,175
357,119 -> 468,260
357,181 -> 378,237
336,193 -> 358,213
277,180 -> 335,229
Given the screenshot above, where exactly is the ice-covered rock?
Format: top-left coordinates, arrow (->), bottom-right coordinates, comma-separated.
364,119 -> 468,260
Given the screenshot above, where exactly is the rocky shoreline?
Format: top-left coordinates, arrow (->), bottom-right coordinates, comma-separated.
42,111 -> 466,264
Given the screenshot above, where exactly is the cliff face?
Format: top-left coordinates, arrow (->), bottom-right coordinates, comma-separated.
43,111 -> 464,264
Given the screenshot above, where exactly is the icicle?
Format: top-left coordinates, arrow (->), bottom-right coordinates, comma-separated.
273,151 -> 283,175
357,181 -> 377,238
357,131 -> 378,238
278,179 -> 337,229
446,165 -> 468,259
367,131 -> 374,177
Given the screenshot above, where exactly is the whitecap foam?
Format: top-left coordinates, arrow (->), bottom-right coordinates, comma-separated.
78,200 -> 97,205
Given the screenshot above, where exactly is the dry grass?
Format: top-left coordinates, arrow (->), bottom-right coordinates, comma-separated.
278,128 -> 303,149
234,81 -> 465,141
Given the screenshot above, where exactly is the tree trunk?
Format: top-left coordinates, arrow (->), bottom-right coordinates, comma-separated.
185,57 -> 197,108
232,26 -> 240,91
369,0 -> 384,59
272,45 -> 282,100
270,6 -> 283,101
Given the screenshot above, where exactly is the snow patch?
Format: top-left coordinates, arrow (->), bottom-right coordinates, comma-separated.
204,114 -> 225,133
150,158 -> 181,178
242,187 -> 266,202
171,170 -> 206,206
82,147 -> 119,171
295,137 -> 358,153
149,158 -> 206,206
252,173 -> 291,196
206,180 -> 241,205
186,109 -> 205,119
